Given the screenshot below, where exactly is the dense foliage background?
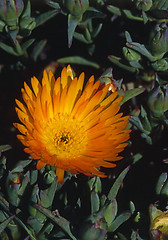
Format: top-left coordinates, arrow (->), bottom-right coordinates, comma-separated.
0,0 -> 168,239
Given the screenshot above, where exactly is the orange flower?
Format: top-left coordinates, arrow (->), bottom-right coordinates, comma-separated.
14,65 -> 131,184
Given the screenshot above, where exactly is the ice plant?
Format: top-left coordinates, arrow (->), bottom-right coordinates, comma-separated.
14,65 -> 131,184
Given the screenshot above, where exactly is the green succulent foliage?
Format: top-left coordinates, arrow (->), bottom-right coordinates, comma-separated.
47,0 -> 104,53
147,84 -> 168,118
107,0 -> 168,23
0,145 -> 142,240
149,22 -> 168,58
156,172 -> 168,196
0,0 -> 58,57
108,29 -> 168,83
108,28 -> 168,141
113,230 -> 144,240
78,166 -> 135,240
128,77 -> 168,145
0,152 -> 57,239
57,55 -> 100,68
0,1 -> 168,240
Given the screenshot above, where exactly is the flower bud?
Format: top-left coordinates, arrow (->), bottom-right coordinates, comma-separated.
135,0 -> 152,12
79,211 -> 107,240
99,68 -> 118,93
131,108 -> 141,117
149,204 -> 168,240
15,0 -> 24,17
123,47 -> 141,62
149,23 -> 168,58
0,0 -> 24,26
147,86 -> 168,118
141,70 -> 155,82
63,0 -> 89,17
152,58 -> 168,71
19,16 -> 36,37
44,170 -> 56,184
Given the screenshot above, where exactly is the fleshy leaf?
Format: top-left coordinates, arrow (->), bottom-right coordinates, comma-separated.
107,5 -> 143,21
40,190 -> 50,208
160,177 -> 168,196
22,0 -> 31,18
92,23 -> 103,38
0,196 -> 36,240
27,217 -> 43,233
94,177 -> 102,193
30,170 -> 38,185
107,166 -> 130,201
107,5 -> 122,16
45,178 -> 58,206
100,195 -> 107,208
82,7 -> 105,24
108,211 -> 131,232
46,1 -> 60,9
123,9 -> 143,21
108,55 -> 137,72
18,174 -> 29,196
117,232 -> 128,240
125,31 -> 132,43
91,190 -> 100,213
132,153 -> 143,164
0,145 -> 12,152
156,173 -> 168,195
7,181 -> 20,207
103,199 -> 118,225
35,9 -> 59,27
11,160 -> 32,173
36,222 -> 54,239
34,204 -> 77,240
21,39 -> 35,52
73,32 -> 91,43
68,14 -> 81,47
0,42 -> 18,55
126,42 -> 156,62
31,39 -> 47,61
0,215 -> 15,234
131,229 -> 144,240
142,11 -> 148,24
130,116 -> 150,135
129,201 -> 135,214
120,88 -> 145,105
57,56 -> 100,68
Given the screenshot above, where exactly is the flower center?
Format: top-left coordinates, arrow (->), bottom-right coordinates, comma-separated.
54,130 -> 72,145
44,113 -> 88,159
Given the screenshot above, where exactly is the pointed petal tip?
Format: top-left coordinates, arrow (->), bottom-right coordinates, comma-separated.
56,168 -> 65,184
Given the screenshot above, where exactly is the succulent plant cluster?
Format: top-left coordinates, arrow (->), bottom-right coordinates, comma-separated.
0,0 -> 168,240
0,146 -> 138,240
0,0 -> 58,57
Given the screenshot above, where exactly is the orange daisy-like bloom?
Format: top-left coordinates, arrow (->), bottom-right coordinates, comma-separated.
14,65 -> 131,184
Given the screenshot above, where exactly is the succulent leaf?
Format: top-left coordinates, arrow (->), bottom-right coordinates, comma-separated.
108,211 -> 132,232
120,88 -> 145,105
0,215 -> 15,235
91,190 -> 100,213
57,56 -> 100,68
107,166 -> 130,202
34,204 -> 77,240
